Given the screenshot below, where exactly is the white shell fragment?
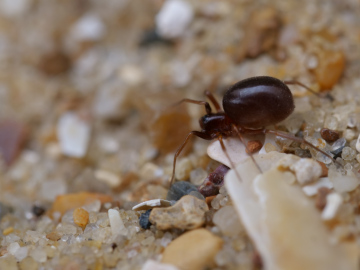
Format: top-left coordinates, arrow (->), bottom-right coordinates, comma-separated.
225,155 -> 357,270
208,135 -> 282,169
57,112 -> 91,158
302,177 -> 333,196
321,193 -> 343,221
155,0 -> 194,39
207,137 -> 250,168
132,199 -> 173,211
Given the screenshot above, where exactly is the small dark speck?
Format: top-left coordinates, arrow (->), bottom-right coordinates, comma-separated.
32,205 -> 45,217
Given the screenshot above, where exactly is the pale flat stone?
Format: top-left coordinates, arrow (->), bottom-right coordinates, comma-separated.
149,195 -> 208,230
132,199 -> 173,211
162,228 -> 223,270
225,156 -> 357,270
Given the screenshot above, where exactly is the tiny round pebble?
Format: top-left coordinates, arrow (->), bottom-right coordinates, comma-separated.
320,128 -> 339,143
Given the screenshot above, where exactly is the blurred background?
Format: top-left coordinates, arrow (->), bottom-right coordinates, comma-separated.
0,0 -> 359,218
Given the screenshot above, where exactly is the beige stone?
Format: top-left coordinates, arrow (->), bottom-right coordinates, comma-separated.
149,195 -> 208,230
161,229 -> 223,270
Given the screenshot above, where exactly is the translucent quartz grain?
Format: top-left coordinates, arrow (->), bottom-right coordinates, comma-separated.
332,138 -> 346,151
341,147 -> 356,161
213,205 -> 242,236
19,257 -> 38,270
343,129 -> 356,141
190,168 -> 207,186
30,248 -> 47,263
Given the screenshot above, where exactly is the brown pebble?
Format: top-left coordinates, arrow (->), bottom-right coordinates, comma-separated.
320,128 -> 340,143
246,140 -> 263,154
315,50 -> 345,90
315,187 -> 331,210
46,231 -> 61,241
73,207 -> 89,229
162,228 -> 223,270
38,50 -> 72,76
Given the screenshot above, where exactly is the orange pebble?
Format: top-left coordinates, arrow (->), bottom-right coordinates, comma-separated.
73,207 -> 89,229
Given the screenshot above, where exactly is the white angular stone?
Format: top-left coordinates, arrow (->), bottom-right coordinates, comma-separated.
155,0 -> 194,39
321,193 -> 343,221
108,209 -> 127,236
132,199 -> 173,211
57,112 -> 91,158
70,13 -> 105,41
302,177 -> 333,196
225,155 -> 357,270
142,260 -> 179,270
